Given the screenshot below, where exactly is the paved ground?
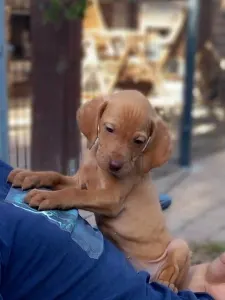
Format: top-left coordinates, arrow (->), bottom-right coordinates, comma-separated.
165,150 -> 225,242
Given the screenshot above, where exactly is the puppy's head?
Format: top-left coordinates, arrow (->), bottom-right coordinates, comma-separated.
77,90 -> 172,177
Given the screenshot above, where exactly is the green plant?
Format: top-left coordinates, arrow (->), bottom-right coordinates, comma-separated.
191,242 -> 225,264
42,0 -> 89,24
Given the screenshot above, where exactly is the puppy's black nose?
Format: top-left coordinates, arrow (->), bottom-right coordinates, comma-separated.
109,160 -> 123,172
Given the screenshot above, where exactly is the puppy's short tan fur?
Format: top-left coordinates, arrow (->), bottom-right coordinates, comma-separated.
8,90 -> 191,290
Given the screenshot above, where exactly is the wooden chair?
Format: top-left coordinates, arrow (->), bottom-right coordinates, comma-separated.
82,0 -> 140,101
82,0 -> 187,110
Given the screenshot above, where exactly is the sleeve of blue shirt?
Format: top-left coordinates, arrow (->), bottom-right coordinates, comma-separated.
0,159 -> 214,300
0,201 -> 213,300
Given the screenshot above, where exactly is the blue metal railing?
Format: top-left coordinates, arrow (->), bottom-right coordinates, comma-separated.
179,0 -> 200,167
0,0 -> 9,163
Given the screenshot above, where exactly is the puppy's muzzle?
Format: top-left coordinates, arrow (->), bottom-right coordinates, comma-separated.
109,160 -> 124,173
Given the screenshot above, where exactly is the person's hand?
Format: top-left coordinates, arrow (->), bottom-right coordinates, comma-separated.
187,253 -> 225,300
204,253 -> 225,300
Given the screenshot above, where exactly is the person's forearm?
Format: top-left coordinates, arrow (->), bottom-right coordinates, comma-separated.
127,271 -> 213,300
179,291 -> 213,300
147,282 -> 213,300
182,264 -> 208,293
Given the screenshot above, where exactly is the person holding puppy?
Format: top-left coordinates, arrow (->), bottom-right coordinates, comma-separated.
0,159 -> 220,300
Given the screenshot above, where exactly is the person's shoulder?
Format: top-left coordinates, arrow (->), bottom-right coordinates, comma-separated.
0,201 -> 32,224
0,202 -> 36,265
0,200 -> 47,227
0,201 -> 76,268
0,201 -> 104,260
4,187 -> 105,260
0,201 -> 66,244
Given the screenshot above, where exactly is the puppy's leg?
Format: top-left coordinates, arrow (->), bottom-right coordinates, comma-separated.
152,239 -> 191,291
8,169 -> 76,191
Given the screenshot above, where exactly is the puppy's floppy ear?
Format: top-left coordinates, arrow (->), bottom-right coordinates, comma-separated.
77,96 -> 107,149
140,116 -> 172,173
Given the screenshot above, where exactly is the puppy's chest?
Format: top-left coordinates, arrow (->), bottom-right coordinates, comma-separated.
78,164 -> 101,190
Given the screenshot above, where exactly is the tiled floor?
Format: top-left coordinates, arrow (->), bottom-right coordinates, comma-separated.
165,150 -> 225,242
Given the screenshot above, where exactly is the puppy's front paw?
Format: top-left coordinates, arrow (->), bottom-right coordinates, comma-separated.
7,168 -> 23,184
8,168 -> 34,189
8,169 -> 45,190
25,189 -> 61,210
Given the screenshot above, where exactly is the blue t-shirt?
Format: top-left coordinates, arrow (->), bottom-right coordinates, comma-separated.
0,157 -> 213,300
0,187 -> 213,300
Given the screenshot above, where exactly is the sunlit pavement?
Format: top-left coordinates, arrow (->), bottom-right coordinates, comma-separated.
164,149 -> 225,242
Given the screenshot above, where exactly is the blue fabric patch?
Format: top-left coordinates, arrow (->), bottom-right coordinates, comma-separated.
5,187 -> 104,259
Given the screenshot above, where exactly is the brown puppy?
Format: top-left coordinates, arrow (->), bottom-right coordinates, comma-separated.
8,90 -> 191,291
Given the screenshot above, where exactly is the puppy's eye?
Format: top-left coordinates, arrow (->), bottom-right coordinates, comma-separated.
105,124 -> 114,133
134,137 -> 146,145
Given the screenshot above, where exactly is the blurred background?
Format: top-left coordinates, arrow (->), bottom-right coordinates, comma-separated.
1,0 -> 225,176
2,0 -> 225,255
